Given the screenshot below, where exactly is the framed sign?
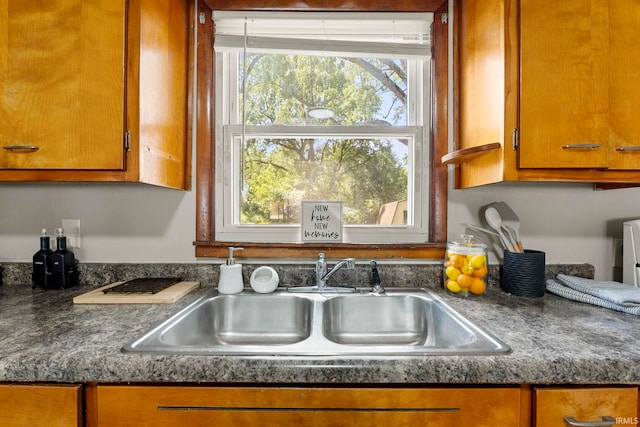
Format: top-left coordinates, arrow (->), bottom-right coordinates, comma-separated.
301,201 -> 343,243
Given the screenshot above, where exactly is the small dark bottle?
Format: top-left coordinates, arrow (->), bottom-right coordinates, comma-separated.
49,228 -> 78,289
32,229 -> 53,289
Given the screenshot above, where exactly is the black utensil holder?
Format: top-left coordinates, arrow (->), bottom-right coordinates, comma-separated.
502,249 -> 546,297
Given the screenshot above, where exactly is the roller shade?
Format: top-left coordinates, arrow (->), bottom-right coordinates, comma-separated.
213,11 -> 433,60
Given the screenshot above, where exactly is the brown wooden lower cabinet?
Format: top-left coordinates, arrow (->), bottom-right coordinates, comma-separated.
89,385 -> 522,427
0,383 -> 82,427
533,386 -> 639,427
2,382 -> 638,426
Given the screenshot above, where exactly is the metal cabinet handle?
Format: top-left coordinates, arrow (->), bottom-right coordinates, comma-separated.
3,145 -> 39,152
563,416 -> 616,426
561,143 -> 602,149
616,146 -> 640,152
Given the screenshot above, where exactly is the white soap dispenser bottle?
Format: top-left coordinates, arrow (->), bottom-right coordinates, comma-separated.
218,247 -> 244,294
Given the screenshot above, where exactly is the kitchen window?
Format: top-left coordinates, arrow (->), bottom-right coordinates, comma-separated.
195,0 -> 448,258
214,12 -> 431,244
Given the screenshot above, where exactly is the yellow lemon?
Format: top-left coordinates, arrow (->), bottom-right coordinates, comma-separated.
446,280 -> 461,293
461,260 -> 474,275
445,266 -> 461,281
469,255 -> 487,269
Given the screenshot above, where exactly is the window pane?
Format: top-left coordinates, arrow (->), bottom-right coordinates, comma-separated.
213,14 -> 433,244
239,135 -> 409,226
240,54 -> 408,126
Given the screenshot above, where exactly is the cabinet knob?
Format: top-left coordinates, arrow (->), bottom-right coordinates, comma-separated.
3,145 -> 39,152
561,143 -> 602,150
563,416 -> 616,427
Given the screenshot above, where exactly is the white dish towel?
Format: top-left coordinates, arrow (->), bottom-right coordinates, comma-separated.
546,274 -> 640,315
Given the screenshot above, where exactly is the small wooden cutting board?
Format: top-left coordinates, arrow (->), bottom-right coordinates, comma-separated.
73,281 -> 200,304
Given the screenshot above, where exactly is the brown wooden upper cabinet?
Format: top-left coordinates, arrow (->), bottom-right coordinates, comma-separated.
0,0 -> 191,190
448,0 -> 640,188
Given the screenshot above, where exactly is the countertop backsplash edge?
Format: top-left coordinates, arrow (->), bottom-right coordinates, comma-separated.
0,262 -> 595,290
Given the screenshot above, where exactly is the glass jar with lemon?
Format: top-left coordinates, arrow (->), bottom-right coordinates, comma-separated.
444,235 -> 488,296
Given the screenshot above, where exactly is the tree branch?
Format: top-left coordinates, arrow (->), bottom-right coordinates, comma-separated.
343,58 -> 406,105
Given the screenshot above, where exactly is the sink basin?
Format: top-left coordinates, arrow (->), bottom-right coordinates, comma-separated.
123,288 -> 510,356
161,295 -> 312,346
323,295 -> 429,345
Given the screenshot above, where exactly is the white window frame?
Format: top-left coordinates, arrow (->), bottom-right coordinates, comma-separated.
213,12 -> 432,244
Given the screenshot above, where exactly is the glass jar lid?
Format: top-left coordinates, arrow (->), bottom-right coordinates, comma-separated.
446,234 -> 487,256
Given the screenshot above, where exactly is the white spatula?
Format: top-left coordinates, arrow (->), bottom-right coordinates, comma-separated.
485,207 -> 519,252
488,201 -> 522,251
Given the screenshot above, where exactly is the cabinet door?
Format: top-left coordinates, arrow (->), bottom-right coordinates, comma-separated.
0,383 -> 82,426
94,386 -> 521,427
0,0 -> 125,170
519,0 -> 609,169
534,387 -> 638,427
608,1 -> 640,169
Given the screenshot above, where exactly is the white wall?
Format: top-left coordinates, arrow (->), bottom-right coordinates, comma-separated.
0,179 -> 638,280
0,182 -> 197,264
448,181 -> 640,281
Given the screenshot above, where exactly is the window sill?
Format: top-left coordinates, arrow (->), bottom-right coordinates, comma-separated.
195,241 -> 446,260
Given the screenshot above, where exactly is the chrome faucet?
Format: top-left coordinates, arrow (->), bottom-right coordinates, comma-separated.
316,253 -> 355,289
315,253 -> 328,287
288,253 -> 356,293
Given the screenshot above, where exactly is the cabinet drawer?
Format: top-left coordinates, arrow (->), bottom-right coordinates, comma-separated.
534,387 -> 638,427
94,385 -> 521,427
0,384 -> 82,427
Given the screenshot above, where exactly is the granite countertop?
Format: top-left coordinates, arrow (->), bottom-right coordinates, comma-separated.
0,274 -> 639,386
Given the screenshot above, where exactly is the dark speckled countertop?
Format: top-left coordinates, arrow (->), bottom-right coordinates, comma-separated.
0,262 -> 638,385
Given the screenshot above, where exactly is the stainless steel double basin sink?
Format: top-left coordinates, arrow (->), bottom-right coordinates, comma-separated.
123,288 -> 511,356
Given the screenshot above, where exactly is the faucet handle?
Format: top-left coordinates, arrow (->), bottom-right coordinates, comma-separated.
345,258 -> 355,269
370,260 -> 385,294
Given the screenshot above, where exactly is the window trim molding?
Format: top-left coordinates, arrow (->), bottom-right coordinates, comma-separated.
194,0 -> 449,259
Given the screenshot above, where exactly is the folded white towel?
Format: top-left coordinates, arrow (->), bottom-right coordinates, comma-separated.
546,278 -> 640,316
556,274 -> 640,307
